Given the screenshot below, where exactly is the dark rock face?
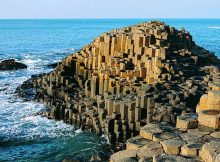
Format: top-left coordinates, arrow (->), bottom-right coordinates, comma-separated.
15,74 -> 42,101
0,59 -> 27,71
16,21 -> 220,154
47,62 -> 59,69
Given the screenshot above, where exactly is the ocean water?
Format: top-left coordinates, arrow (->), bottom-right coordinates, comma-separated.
0,19 -> 220,162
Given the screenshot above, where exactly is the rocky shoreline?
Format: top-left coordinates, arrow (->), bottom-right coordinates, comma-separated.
0,59 -> 27,71
16,21 -> 220,161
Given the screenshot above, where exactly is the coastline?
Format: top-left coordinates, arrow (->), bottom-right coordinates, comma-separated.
15,21 -> 220,161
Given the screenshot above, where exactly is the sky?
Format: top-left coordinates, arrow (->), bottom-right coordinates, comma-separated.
0,0 -> 220,19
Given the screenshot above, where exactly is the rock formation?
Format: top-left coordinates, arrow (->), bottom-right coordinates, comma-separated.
47,62 -> 59,69
0,59 -> 27,70
16,21 -> 220,161
110,86 -> 220,162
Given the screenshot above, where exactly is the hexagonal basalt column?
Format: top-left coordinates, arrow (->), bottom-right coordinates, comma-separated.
176,113 -> 198,130
161,139 -> 185,155
140,124 -> 163,140
198,110 -> 220,129
126,136 -> 150,150
197,90 -> 220,112
199,141 -> 220,162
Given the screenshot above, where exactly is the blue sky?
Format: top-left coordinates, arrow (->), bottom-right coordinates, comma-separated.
0,0 -> 220,19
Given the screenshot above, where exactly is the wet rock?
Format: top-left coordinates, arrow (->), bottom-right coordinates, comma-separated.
62,159 -> 80,162
47,62 -> 59,68
15,75 -> 39,100
90,155 -> 102,162
0,59 -> 27,70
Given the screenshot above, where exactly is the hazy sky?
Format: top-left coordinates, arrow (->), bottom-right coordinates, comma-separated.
0,0 -> 220,19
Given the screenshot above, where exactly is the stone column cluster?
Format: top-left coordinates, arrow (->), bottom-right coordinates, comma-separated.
30,21 -> 220,150
197,83 -> 220,129
110,83 -> 220,162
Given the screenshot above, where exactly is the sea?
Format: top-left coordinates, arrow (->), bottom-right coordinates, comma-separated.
0,19 -> 220,162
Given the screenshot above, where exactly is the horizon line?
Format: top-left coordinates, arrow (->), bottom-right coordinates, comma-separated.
0,18 -> 220,20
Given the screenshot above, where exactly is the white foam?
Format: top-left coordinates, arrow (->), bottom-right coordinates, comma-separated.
0,49 -> 83,143
23,58 -> 49,69
100,134 -> 110,144
207,26 -> 220,29
75,128 -> 83,134
0,64 -> 66,142
68,48 -> 75,52
0,94 -> 75,142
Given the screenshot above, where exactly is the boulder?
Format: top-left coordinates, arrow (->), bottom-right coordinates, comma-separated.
0,59 -> 27,70
62,159 -> 80,162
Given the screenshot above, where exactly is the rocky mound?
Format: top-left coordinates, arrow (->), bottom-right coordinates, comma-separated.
110,85 -> 220,162
16,21 -> 220,160
0,59 -> 27,71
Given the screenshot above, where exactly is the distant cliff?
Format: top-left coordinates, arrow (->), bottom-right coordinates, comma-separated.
16,21 -> 220,161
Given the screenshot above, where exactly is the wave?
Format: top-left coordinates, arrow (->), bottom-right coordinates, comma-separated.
207,26 -> 220,29
68,48 -> 75,52
75,128 -> 83,134
0,114 -> 76,142
0,90 -> 76,142
22,58 -> 42,65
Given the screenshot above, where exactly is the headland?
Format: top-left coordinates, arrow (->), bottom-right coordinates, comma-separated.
16,21 -> 220,162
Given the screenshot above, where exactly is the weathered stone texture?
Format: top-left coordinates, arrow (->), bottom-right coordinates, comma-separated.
199,141 -> 220,162
16,21 -> 220,161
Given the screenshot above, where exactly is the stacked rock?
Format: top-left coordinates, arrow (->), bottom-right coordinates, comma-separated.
17,21 -> 220,153
110,84 -> 220,161
110,114 -> 220,162
197,83 -> 220,129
